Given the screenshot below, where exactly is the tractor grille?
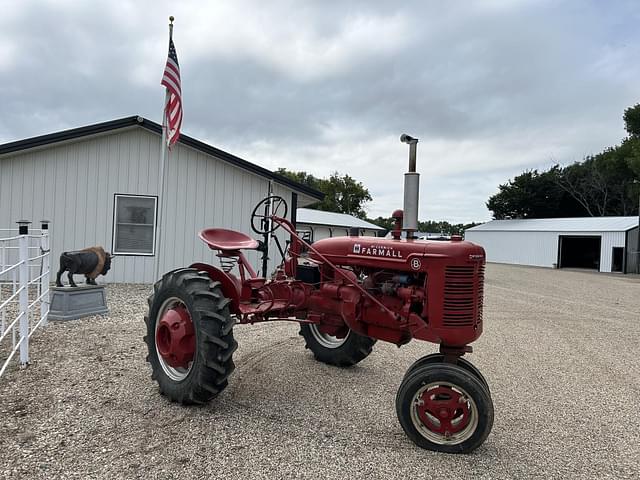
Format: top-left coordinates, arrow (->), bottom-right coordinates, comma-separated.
443,265 -> 484,327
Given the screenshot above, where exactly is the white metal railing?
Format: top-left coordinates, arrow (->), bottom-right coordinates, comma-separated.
0,220 -> 51,378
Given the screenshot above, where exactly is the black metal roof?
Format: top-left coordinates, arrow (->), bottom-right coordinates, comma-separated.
0,116 -> 324,200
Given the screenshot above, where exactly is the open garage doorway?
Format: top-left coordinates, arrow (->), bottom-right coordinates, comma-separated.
558,236 -> 601,270
611,247 -> 624,272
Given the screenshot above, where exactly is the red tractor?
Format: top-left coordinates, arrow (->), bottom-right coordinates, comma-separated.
144,136 -> 493,453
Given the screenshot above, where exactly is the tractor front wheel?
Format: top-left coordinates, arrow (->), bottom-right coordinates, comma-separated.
144,268 -> 237,404
299,323 -> 376,367
396,363 -> 493,453
404,353 -> 491,394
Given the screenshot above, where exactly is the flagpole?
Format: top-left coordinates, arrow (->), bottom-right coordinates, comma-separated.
154,16 -> 174,281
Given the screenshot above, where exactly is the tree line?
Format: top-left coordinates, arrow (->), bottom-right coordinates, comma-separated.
487,104 -> 640,219
367,216 -> 481,236
276,168 -> 372,220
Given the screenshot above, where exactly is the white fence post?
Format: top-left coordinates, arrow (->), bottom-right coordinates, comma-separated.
0,241 -> 4,335
18,220 -> 30,365
1,220 -> 51,378
40,220 -> 51,327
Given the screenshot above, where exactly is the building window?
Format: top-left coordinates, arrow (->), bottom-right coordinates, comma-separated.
112,194 -> 157,255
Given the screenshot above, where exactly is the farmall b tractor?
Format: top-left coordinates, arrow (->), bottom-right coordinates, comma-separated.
144,135 -> 494,453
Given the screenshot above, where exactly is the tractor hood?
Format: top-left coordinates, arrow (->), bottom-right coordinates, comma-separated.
309,235 -> 485,272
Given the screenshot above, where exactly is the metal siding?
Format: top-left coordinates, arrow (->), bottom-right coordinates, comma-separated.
308,225 -> 333,241
470,231 -> 556,268
162,141 -> 177,272
115,134 -> 129,282
0,130 -> 157,283
0,128 -> 306,283
84,140 -> 97,251
77,142 -> 89,258
21,156 -> 33,223
65,144 -> 77,244
196,151 -> 207,264
104,137 -> 120,280
94,140 -> 109,276
466,230 -> 629,272
626,227 -> 639,274
184,147 -> 198,268
0,160 -> 9,225
599,231 -> 626,273
160,141 -> 182,275
157,142 -> 287,279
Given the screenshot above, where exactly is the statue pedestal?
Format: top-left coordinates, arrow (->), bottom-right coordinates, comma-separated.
49,285 -> 109,321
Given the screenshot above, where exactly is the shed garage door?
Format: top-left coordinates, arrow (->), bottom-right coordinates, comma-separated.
558,236 -> 601,270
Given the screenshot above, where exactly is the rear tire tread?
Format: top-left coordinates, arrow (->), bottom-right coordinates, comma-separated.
144,268 -> 236,405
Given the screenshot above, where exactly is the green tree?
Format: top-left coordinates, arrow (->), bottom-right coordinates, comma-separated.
622,105 -> 640,180
556,147 -> 638,216
487,103 -> 640,219
624,104 -> 640,137
277,169 -> 372,218
418,220 -> 482,236
369,217 -> 482,236
486,168 -> 583,219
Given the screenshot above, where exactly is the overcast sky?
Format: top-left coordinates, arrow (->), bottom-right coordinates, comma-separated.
1,1 -> 639,222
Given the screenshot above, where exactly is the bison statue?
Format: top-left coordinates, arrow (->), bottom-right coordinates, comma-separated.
56,246 -> 112,287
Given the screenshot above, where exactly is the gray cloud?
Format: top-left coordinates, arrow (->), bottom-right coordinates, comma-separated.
1,0 -> 639,222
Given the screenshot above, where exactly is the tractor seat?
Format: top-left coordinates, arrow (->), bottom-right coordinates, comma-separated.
199,228 -> 259,251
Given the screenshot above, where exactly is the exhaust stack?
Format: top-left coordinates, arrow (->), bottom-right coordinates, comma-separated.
400,134 -> 420,238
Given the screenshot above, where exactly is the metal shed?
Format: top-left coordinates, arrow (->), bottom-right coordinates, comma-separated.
0,116 -> 323,283
465,217 -> 639,273
296,208 -> 385,242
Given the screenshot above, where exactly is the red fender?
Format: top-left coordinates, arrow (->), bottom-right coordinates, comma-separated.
189,262 -> 241,314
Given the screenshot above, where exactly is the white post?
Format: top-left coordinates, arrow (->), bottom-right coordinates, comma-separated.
12,247 -> 17,296
17,220 -> 30,365
0,240 -> 4,336
40,220 -> 50,326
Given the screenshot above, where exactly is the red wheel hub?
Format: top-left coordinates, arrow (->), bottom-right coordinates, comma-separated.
417,386 -> 471,437
155,305 -> 195,369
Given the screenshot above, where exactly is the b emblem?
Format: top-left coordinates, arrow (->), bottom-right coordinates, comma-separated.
410,258 -> 422,270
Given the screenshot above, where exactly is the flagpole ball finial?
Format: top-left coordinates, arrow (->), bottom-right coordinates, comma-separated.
169,16 -> 174,24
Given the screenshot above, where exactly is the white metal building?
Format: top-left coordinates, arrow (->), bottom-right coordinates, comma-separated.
0,116 -> 323,283
296,208 -> 385,241
465,217 -> 640,274
384,231 -> 450,240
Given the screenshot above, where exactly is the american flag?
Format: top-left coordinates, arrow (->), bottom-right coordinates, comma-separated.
161,38 -> 182,148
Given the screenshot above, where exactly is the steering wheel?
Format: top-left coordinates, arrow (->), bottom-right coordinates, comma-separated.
251,195 -> 288,235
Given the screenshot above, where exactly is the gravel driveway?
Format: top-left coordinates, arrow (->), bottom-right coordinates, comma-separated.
1,264 -> 639,479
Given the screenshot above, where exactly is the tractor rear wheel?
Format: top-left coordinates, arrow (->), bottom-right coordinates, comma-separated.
404,353 -> 491,394
144,268 -> 237,404
396,363 -> 493,453
299,324 -> 376,367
